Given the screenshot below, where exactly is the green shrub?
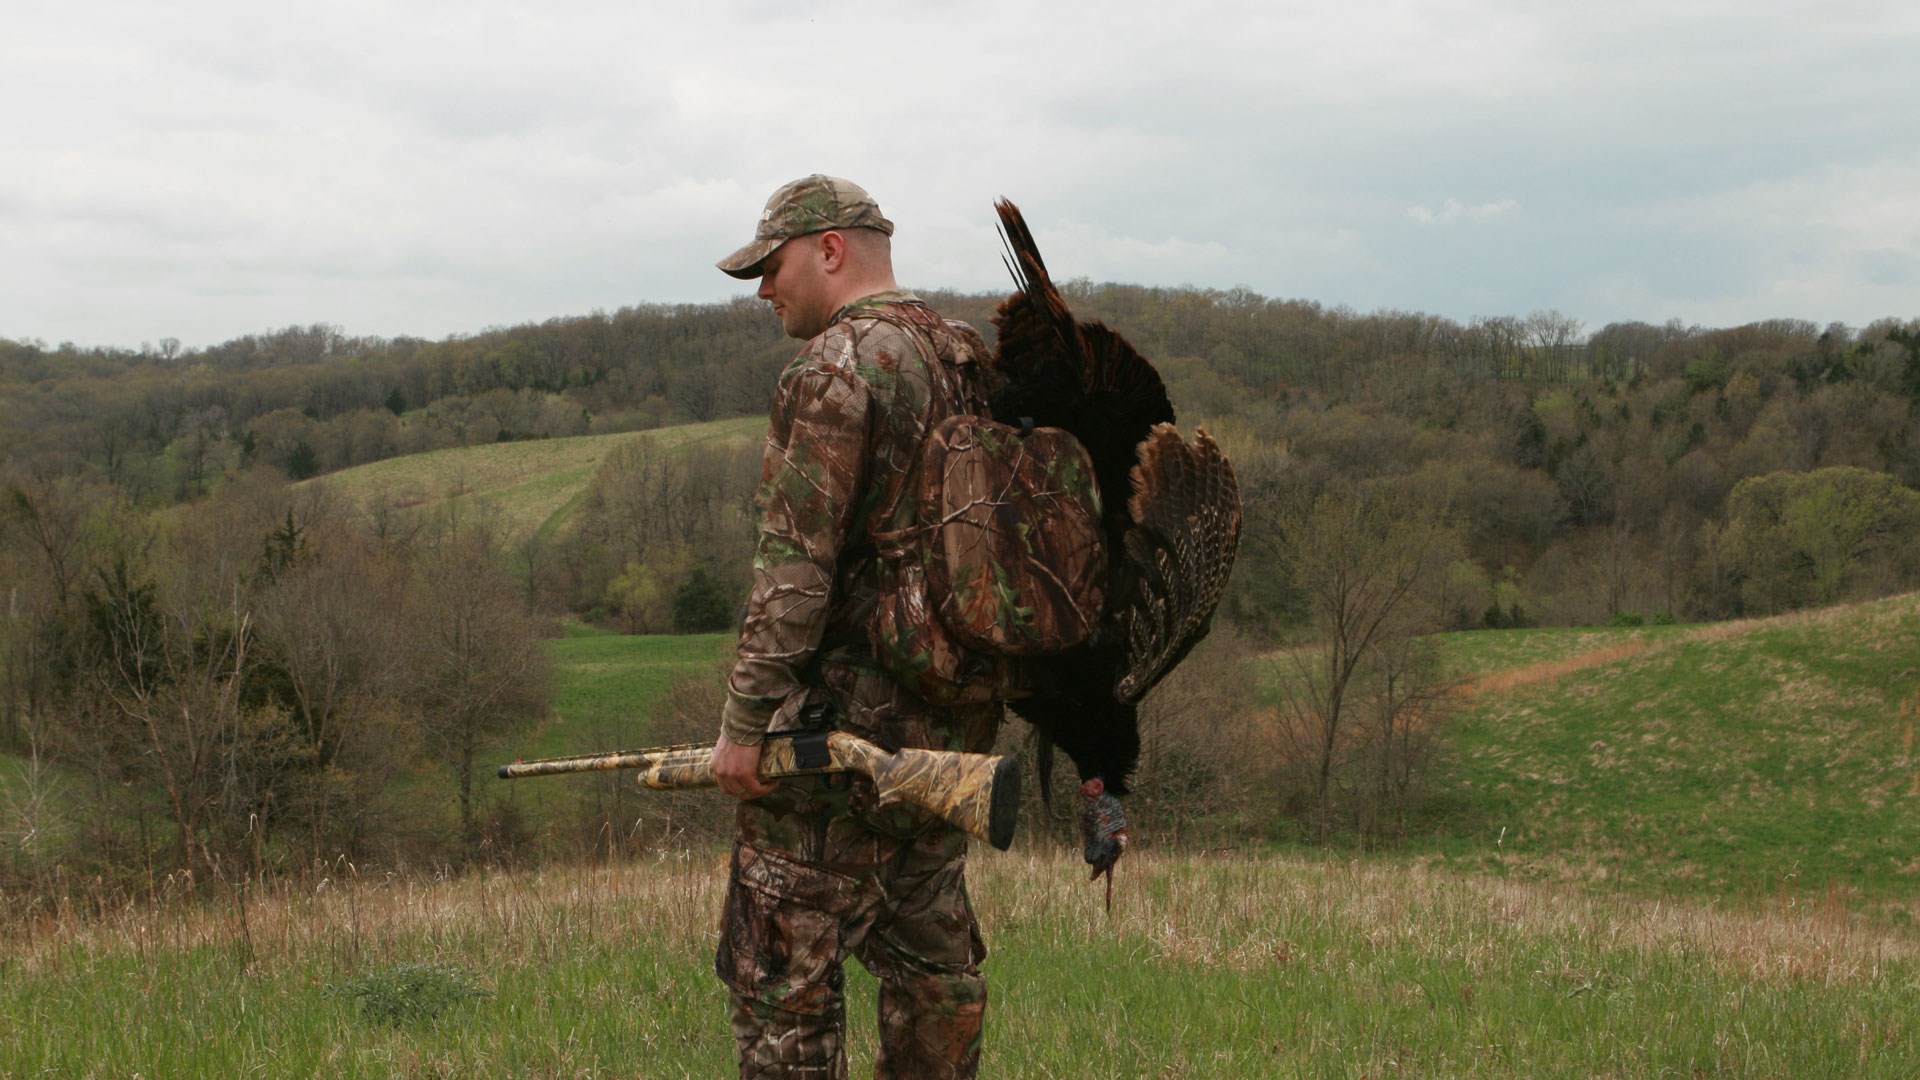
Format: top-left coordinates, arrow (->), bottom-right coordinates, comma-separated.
324,962 -> 491,1026
672,566 -> 737,633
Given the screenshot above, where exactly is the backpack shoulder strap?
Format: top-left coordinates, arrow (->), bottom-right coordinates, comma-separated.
841,304 -> 994,557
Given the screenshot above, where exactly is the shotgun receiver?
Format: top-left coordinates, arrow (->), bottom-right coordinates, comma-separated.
497,728 -> 1022,851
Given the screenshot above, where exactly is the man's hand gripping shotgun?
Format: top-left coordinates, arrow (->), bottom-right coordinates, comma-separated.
497,728 -> 1023,851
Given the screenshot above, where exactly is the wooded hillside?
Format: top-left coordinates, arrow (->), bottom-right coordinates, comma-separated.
8,288 -> 1919,629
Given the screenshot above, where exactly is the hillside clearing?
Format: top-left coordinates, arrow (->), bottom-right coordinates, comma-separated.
310,416 -> 765,543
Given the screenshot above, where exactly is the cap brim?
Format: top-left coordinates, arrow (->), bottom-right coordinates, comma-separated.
716,236 -> 781,280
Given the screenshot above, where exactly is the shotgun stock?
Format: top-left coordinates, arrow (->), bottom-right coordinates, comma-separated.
498,729 -> 1021,851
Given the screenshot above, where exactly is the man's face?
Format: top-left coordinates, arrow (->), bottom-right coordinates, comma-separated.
756,235 -> 832,340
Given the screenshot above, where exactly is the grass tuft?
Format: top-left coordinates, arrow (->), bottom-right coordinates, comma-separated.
325,961 -> 492,1026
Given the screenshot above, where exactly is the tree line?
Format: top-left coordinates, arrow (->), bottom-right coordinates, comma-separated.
12,283 -> 1895,638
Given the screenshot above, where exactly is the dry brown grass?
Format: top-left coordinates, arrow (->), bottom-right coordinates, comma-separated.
10,848 -> 1912,991
0,851 -> 729,976
11,848 -> 1920,1078
1006,852 -> 1920,987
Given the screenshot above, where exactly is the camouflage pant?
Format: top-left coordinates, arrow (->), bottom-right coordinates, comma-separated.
716,661 -> 1001,1079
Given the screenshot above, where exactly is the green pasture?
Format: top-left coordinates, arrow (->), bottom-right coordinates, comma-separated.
511,628 -> 732,763
1429,594 -> 1920,911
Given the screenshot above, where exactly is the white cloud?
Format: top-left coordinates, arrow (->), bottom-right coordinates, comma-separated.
1407,199 -> 1522,226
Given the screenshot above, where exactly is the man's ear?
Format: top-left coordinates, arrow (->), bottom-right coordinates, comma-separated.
816,230 -> 849,274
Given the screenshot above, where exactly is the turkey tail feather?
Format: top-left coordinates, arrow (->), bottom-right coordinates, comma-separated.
994,198 -> 1077,361
1116,425 -> 1243,702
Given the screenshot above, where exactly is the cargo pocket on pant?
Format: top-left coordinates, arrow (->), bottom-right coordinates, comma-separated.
715,844 -> 857,1016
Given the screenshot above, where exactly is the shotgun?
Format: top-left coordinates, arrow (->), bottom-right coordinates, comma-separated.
497,727 -> 1022,851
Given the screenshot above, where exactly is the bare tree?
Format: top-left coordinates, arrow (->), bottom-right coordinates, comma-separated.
0,696 -> 67,890
1525,309 -> 1587,381
568,435 -> 759,623
408,525 -> 550,853
1351,631 -> 1453,837
2,472 -> 100,609
251,523 -> 411,860
0,475 -> 113,751
1269,484 -> 1456,838
171,405 -> 230,497
583,435 -> 684,565
1125,629 -> 1268,844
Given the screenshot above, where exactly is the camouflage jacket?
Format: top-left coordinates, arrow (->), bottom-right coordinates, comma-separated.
721,291 -> 995,745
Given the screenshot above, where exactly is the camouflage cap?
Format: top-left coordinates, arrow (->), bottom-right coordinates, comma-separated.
717,175 -> 895,280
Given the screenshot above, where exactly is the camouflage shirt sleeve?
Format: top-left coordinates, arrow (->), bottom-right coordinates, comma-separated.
720,325 -> 875,744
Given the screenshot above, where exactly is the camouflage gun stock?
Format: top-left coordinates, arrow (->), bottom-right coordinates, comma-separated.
498,729 -> 1022,851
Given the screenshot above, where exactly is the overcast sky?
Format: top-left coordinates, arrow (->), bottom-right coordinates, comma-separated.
5,0 -> 1917,350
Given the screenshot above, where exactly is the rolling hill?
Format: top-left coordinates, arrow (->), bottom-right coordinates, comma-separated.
1430,592 -> 1920,910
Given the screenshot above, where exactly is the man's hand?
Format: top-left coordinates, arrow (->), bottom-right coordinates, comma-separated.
712,733 -> 778,800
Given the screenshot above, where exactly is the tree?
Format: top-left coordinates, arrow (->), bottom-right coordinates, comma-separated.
567,435 -> 758,624
1268,484 -> 1458,838
284,440 -> 320,480
79,558 -> 280,875
251,522 -> 411,860
672,565 -> 737,633
1714,467 -> 1920,614
582,435 -> 683,566
1524,309 -> 1586,381
169,404 -> 230,498
1554,442 -> 1614,527
608,560 -> 670,633
409,526 -> 550,853
2,473 -> 102,609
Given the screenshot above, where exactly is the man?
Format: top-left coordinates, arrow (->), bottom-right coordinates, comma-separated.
709,175 -> 1006,1079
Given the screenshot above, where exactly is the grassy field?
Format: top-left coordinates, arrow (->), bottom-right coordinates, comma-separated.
4,849 -> 1917,1077
486,628 -> 734,841
1428,594 -> 1920,912
523,626 -> 732,760
312,416 -> 765,544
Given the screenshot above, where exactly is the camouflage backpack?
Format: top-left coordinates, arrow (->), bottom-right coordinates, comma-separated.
856,312 -> 1108,705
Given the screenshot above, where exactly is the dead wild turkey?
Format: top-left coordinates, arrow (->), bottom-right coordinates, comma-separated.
988,199 -> 1243,899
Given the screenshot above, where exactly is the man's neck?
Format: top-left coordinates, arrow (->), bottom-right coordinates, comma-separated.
826,273 -> 900,312
829,288 -> 917,322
